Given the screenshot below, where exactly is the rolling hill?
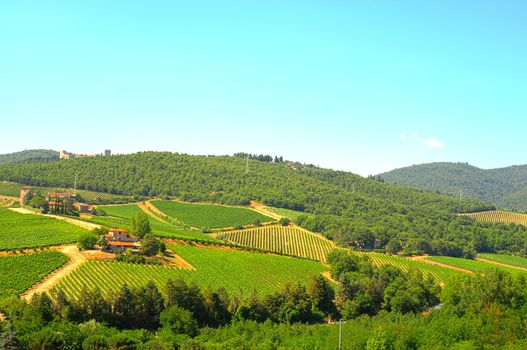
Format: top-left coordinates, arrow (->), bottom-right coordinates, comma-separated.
0,149 -> 59,164
3,151 -> 526,257
378,162 -> 527,211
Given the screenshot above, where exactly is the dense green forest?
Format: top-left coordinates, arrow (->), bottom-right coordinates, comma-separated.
2,152 -> 527,256
379,162 -> 527,211
0,150 -> 59,164
2,250 -> 527,349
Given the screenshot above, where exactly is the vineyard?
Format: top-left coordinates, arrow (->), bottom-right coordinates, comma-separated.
91,204 -> 215,241
216,225 -> 335,262
354,252 -> 462,284
55,242 -> 326,299
0,182 -> 20,197
152,200 -> 273,228
478,253 -> 527,269
0,251 -> 69,296
462,211 -> 527,226
263,207 -> 315,221
0,207 -> 91,250
426,256 -> 523,275
0,181 -> 134,204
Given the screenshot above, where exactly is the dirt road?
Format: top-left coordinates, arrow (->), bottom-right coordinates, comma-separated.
411,256 -> 474,274
9,207 -> 100,230
22,245 -> 86,300
475,257 -> 527,272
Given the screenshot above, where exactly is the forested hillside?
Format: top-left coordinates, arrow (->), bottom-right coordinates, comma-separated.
379,162 -> 527,211
1,152 -> 526,256
0,149 -> 59,164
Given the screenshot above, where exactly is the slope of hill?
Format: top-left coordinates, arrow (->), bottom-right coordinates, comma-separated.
3,151 -> 526,257
378,162 -> 527,211
0,149 -> 59,164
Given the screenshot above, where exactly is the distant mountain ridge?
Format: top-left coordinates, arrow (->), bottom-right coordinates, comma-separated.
0,149 -> 59,164
378,162 -> 527,211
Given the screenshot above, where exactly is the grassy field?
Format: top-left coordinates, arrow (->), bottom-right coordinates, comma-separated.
0,207 -> 91,250
91,204 -> 215,241
217,225 -> 335,262
354,252 -> 462,284
0,251 -> 69,296
264,207 -> 315,221
152,200 -> 274,228
462,211 -> 527,226
426,256 -> 523,275
56,242 -> 327,299
478,253 -> 527,269
0,182 -> 20,197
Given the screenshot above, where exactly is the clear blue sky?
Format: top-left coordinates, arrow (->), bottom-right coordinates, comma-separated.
1,1 -> 525,175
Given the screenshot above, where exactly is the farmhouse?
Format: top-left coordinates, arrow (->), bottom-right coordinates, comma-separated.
73,202 -> 94,213
105,228 -> 139,252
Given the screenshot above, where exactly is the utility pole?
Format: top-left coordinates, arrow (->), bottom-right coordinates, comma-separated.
245,154 -> 249,174
74,173 -> 78,194
459,189 -> 463,201
339,318 -> 343,350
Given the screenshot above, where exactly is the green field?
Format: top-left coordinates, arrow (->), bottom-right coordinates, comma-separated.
91,204 -> 215,241
355,252 -> 462,284
478,253 -> 527,269
152,200 -> 274,228
426,256 -> 524,275
265,207 -> 315,221
0,182 -> 20,197
0,251 -> 69,296
217,225 -> 335,262
0,207 -> 91,250
56,243 -> 327,299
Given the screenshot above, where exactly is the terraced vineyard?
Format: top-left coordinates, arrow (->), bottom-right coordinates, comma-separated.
91,204 -> 215,241
426,256 -> 523,275
0,207 -> 91,250
478,253 -> 527,269
152,200 -> 273,228
462,211 -> 527,226
354,252 -> 462,284
56,242 -> 327,299
0,251 -> 69,296
216,225 -> 335,262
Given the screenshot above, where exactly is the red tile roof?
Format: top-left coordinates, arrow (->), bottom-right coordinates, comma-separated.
107,241 -> 137,247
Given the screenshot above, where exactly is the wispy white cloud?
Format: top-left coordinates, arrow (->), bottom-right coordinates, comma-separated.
425,138 -> 444,148
398,131 -> 445,149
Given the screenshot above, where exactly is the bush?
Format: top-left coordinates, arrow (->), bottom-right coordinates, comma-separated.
78,233 -> 97,250
279,218 -> 290,226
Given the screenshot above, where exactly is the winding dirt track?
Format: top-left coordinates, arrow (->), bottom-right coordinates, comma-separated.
411,256 -> 474,274
249,201 -> 282,221
475,257 -> 527,272
138,201 -> 172,224
22,245 -> 86,300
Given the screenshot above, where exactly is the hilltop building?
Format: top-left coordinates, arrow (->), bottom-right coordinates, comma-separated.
104,149 -> 111,156
59,150 -> 98,160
